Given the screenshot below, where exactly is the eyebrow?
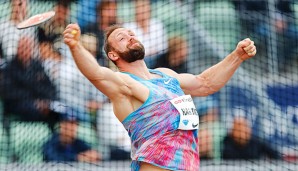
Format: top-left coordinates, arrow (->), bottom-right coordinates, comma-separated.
116,32 -> 124,38
128,30 -> 135,35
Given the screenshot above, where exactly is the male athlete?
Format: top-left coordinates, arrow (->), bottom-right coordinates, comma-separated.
63,23 -> 256,171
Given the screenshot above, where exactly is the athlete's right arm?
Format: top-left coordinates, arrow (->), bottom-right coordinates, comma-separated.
63,24 -> 130,100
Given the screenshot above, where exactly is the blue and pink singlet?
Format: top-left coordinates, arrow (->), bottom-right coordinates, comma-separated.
121,69 -> 199,171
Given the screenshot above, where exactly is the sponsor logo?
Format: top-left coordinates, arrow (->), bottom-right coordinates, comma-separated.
192,123 -> 198,128
183,120 -> 189,126
174,96 -> 193,104
164,78 -> 172,84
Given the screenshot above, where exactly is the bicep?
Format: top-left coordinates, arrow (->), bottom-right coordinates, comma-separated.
157,68 -> 213,96
88,67 -> 130,100
177,73 -> 214,97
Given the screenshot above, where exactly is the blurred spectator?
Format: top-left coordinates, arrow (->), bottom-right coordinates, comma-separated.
82,0 -> 118,67
0,42 -> 2,58
0,0 -> 37,63
76,0 -> 101,30
154,35 -> 188,73
39,34 -> 106,126
37,0 -> 73,59
97,103 -> 131,161
43,113 -> 101,163
0,36 -> 59,132
274,0 -> 298,72
123,0 -> 168,68
222,116 -> 281,160
232,0 -> 298,72
195,95 -> 224,160
0,41 -> 4,80
80,33 -> 98,57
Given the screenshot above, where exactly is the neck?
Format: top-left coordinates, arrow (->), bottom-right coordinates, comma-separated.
138,20 -> 150,33
10,14 -> 22,24
59,134 -> 72,145
100,22 -> 109,31
118,60 -> 152,79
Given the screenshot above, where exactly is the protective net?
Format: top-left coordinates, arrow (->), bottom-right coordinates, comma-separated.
0,0 -> 298,170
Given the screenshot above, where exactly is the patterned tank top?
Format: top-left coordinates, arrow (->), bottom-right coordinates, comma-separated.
121,69 -> 199,171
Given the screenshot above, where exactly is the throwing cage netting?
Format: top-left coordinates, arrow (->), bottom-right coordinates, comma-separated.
0,0 -> 298,170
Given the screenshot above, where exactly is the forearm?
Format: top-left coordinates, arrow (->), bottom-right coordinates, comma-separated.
179,38 -> 255,96
69,44 -> 104,81
43,146 -> 70,162
198,51 -> 243,93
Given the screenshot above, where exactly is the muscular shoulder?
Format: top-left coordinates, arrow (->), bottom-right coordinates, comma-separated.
114,72 -> 146,97
115,72 -> 135,85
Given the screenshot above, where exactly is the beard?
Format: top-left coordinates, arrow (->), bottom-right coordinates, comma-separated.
117,41 -> 145,63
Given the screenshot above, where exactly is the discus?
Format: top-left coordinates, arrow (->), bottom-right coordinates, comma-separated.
17,11 -> 55,29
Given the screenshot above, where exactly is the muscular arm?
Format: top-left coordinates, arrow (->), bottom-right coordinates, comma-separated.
63,24 -> 130,100
180,52 -> 243,96
159,38 -> 256,97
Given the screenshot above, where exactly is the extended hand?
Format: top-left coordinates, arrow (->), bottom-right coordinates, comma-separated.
77,150 -> 101,163
63,23 -> 81,49
235,38 -> 257,61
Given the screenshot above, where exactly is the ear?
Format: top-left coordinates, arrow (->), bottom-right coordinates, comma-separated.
108,51 -> 119,62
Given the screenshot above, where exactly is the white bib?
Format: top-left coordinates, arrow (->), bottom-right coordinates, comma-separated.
170,95 -> 199,130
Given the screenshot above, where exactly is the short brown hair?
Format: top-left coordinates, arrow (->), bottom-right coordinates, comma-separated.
56,0 -> 72,8
103,24 -> 123,57
96,0 -> 117,16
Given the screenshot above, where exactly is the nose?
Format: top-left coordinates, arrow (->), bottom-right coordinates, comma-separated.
129,36 -> 134,41
128,37 -> 135,44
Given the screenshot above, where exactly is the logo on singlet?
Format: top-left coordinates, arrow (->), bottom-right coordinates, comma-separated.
192,123 -> 198,128
183,120 -> 189,126
164,78 -> 172,84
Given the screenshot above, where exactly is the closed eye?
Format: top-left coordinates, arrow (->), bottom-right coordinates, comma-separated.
128,30 -> 135,37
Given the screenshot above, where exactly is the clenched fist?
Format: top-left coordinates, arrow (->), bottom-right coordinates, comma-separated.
63,23 -> 81,49
235,38 -> 257,61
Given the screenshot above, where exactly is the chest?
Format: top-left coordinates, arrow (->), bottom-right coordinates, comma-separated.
146,77 -> 184,98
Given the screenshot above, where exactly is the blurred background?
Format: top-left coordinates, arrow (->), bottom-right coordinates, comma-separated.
0,0 -> 298,170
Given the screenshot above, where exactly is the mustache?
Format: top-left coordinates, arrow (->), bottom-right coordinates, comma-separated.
127,39 -> 142,48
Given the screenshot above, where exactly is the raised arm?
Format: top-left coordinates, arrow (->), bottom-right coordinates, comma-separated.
63,24 -> 129,100
160,38 -> 256,97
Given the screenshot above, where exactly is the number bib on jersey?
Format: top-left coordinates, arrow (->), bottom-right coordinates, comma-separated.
170,95 -> 199,130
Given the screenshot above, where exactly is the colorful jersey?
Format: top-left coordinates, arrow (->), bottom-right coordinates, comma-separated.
121,69 -> 199,171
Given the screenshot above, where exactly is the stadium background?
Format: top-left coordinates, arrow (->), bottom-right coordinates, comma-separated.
0,0 -> 298,170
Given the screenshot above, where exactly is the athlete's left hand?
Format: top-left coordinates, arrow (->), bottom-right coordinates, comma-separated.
235,38 -> 257,61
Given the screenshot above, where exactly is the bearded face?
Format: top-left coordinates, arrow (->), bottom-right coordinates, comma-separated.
115,39 -> 145,63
